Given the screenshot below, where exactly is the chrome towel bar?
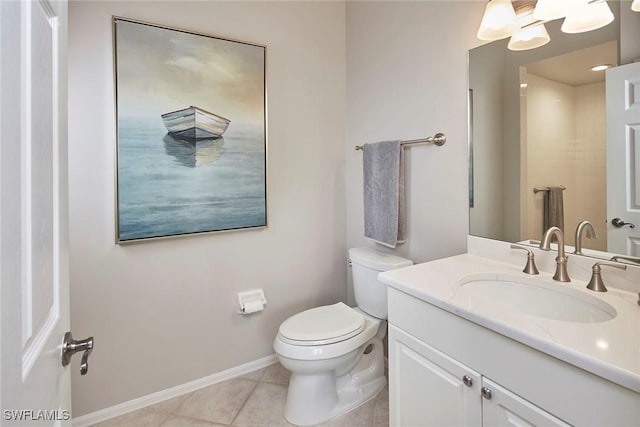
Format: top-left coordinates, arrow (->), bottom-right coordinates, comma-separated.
354,133 -> 446,151
533,185 -> 566,194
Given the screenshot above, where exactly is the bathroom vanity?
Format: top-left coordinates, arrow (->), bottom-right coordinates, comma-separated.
379,241 -> 640,427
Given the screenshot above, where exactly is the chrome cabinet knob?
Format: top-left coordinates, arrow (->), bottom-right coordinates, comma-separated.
481,387 -> 492,400
611,218 -> 635,228
61,332 -> 94,375
462,375 -> 473,387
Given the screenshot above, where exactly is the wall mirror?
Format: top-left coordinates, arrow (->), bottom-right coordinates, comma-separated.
468,1 -> 640,261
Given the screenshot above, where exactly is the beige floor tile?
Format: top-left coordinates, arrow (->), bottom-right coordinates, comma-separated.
174,379 -> 257,424
318,399 -> 376,427
92,408 -> 169,427
260,363 -> 290,385
146,393 -> 191,414
238,367 -> 266,382
160,414 -> 226,426
377,383 -> 389,403
94,369 -> 388,427
231,382 -> 292,427
372,395 -> 389,427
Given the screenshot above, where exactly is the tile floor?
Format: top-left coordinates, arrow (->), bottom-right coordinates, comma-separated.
93,363 -> 389,427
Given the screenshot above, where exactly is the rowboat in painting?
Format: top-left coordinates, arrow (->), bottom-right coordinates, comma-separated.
161,106 -> 230,142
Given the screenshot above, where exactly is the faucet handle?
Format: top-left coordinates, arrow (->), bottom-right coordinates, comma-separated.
510,245 -> 539,275
586,261 -> 627,292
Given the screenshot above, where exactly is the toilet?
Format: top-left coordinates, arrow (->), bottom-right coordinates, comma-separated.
273,247 -> 412,425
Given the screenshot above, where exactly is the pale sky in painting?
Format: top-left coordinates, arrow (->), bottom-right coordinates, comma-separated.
116,20 -> 265,125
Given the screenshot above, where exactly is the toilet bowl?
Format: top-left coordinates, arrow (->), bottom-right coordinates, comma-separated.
273,247 -> 412,425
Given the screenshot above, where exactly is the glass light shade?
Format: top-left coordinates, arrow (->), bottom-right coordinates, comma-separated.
632,0 -> 640,12
533,0 -> 571,21
508,24 -> 551,51
477,0 -> 521,41
561,1 -> 614,34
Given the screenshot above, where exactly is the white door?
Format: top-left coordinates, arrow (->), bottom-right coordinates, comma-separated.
1,0 -> 77,424
388,325 -> 482,427
481,378 -> 570,427
606,62 -> 640,256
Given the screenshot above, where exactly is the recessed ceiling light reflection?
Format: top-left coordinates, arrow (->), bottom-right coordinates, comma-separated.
589,64 -> 613,72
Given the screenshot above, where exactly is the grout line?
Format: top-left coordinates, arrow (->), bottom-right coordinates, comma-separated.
162,412 -> 223,426
228,379 -> 260,427
167,391 -> 195,420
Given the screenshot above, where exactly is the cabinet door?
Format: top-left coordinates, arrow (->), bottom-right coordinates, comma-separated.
481,378 -> 571,427
389,325 -> 482,427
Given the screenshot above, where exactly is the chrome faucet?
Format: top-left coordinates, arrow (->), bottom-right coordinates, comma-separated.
510,244 -> 539,275
540,226 -> 570,282
586,261 -> 627,292
574,220 -> 597,255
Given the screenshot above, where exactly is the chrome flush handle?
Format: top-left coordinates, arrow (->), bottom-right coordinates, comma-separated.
61,332 -> 94,375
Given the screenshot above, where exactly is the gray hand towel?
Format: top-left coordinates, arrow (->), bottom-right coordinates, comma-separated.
543,186 -> 564,237
363,141 -> 405,248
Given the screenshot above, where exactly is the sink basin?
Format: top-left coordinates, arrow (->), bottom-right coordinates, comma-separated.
459,275 -> 617,323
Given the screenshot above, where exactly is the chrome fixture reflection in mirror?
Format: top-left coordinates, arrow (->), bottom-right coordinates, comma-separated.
476,0 -> 637,51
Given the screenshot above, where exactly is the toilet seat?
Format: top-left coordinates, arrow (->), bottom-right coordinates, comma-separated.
278,302 -> 365,346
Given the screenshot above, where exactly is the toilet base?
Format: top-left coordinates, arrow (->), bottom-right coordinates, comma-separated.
283,337 -> 386,426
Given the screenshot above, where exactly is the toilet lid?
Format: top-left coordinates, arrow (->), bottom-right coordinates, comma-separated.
279,302 -> 365,346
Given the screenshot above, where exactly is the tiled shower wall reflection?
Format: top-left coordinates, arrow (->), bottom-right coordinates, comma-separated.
523,73 -> 607,249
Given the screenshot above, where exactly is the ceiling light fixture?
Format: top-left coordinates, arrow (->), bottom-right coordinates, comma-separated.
632,0 -> 640,12
533,0 -> 570,21
561,0 -> 614,34
477,0 -> 521,41
508,23 -> 550,51
477,0 -> 621,52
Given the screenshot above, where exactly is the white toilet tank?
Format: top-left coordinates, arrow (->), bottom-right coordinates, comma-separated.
349,247 -> 413,319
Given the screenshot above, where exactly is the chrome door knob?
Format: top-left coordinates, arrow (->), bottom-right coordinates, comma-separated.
611,218 -> 635,228
61,332 -> 94,375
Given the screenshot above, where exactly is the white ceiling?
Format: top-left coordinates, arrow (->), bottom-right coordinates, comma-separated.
525,40 -> 618,86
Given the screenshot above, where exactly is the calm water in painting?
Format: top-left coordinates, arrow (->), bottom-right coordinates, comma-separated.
118,117 -> 266,241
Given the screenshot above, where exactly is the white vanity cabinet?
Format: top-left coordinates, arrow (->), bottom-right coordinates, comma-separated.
387,287 -> 640,427
389,324 -> 481,427
480,378 -> 569,427
389,325 -> 568,427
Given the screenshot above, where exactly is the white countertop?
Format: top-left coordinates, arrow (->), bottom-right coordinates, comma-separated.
379,253 -> 640,393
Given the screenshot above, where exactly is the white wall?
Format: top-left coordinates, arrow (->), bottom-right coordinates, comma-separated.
345,1 -> 485,283
68,1 -> 346,416
469,41 -> 506,242
620,1 -> 640,64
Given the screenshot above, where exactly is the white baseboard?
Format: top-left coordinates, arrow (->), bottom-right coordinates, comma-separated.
72,354 -> 278,427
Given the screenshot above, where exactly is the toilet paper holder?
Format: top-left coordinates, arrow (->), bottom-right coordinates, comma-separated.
238,289 -> 267,315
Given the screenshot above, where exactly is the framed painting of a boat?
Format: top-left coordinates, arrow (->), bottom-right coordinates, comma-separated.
113,17 -> 267,243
